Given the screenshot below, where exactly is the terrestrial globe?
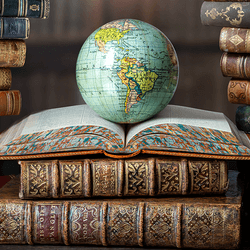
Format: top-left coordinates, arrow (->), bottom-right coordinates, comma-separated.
76,19 -> 179,123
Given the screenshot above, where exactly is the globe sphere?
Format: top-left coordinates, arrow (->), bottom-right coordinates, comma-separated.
76,19 -> 179,123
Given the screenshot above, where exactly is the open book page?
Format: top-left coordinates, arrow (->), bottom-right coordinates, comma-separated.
0,104 -> 125,147
126,105 -> 235,144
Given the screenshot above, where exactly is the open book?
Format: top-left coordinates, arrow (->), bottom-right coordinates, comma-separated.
0,104 -> 250,160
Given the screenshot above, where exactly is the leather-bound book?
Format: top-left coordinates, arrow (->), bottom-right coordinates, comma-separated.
0,170 -> 242,248
236,105 -> 250,132
18,157 -> 228,199
201,2 -> 250,28
220,53 -> 250,79
0,90 -> 21,116
0,18 -> 30,39
0,40 -> 26,67
0,0 -> 50,19
0,68 -> 11,90
220,27 -> 250,53
228,79 -> 250,104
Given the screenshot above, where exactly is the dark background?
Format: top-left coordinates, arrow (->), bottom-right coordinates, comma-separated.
0,0 -> 233,132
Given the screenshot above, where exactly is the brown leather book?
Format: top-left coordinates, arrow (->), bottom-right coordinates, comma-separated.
0,170 -> 242,248
228,79 -> 250,104
220,52 -> 250,79
220,27 -> 250,53
18,157 -> 228,199
0,90 -> 21,116
0,68 -> 11,90
201,2 -> 250,28
0,40 -> 26,67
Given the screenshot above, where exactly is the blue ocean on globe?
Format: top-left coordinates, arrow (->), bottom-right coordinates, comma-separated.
76,19 -> 179,123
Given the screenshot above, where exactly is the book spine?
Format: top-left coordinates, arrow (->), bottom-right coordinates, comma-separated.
201,2 -> 250,28
228,79 -> 250,104
236,105 -> 250,132
0,18 -> 30,39
0,90 -> 21,116
220,53 -> 250,79
0,68 -> 11,90
0,200 -> 241,248
19,157 -> 228,199
1,0 -> 50,19
220,27 -> 250,53
0,40 -> 26,67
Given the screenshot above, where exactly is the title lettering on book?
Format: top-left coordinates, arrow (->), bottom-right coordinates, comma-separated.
35,204 -> 61,243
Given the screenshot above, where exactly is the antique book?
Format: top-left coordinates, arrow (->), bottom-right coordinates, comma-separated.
201,2 -> 250,28
0,40 -> 26,67
0,170 -> 242,248
236,105 -> 250,133
0,18 -> 30,39
0,90 -> 21,116
220,27 -> 250,53
0,0 -> 50,19
220,53 -> 250,79
228,79 -> 250,104
0,68 -> 11,90
1,104 -> 250,160
18,157 -> 228,199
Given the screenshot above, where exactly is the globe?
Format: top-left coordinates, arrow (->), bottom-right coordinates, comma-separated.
76,19 -> 179,123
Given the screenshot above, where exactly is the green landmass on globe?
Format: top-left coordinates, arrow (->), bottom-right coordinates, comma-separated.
76,19 -> 179,123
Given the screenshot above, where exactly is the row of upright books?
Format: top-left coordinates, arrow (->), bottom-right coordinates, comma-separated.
0,0 -> 49,116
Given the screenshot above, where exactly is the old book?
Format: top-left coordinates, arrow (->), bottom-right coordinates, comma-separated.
220,27 -> 250,53
0,18 -> 30,39
201,2 -> 250,28
0,0 -> 50,19
220,53 -> 250,79
18,157 -> 228,199
0,90 -> 21,116
1,104 -> 250,160
0,68 -> 11,90
228,79 -> 250,104
0,170 -> 242,248
236,105 -> 250,132
207,0 -> 250,1
0,40 -> 26,67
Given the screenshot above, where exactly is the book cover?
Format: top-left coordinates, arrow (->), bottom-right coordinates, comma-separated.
0,0 -> 50,19
220,27 -> 250,53
0,68 -> 11,90
201,2 -> 250,28
0,170 -> 242,248
18,157 -> 228,199
0,18 -> 30,39
0,104 -> 250,160
0,90 -> 21,116
220,53 -> 250,79
228,79 -> 250,105
0,40 -> 26,67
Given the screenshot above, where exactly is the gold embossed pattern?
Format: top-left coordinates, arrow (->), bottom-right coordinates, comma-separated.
144,204 -> 177,247
27,163 -> 49,197
107,204 -> 138,246
60,163 -> 83,197
92,161 -> 117,196
0,203 -> 25,243
124,161 -> 148,196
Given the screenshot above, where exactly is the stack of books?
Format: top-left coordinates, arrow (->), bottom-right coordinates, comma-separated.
0,103 -> 248,248
201,0 -> 250,143
0,0 -> 49,116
